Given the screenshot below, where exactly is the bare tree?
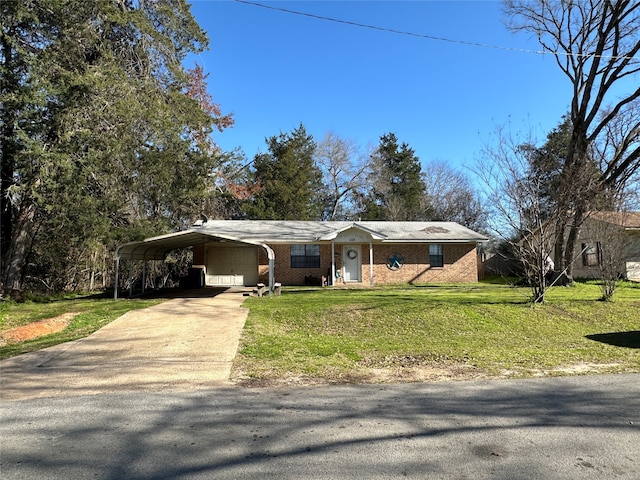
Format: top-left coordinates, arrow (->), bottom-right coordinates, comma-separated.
592,221 -> 626,301
314,132 -> 372,220
423,160 -> 487,232
505,0 -> 640,282
578,210 -> 639,300
477,128 -> 561,303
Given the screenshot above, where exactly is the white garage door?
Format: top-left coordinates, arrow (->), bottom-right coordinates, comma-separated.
205,246 -> 259,286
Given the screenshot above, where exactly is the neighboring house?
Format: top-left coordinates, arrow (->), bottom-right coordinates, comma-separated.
572,211 -> 640,281
115,221 -> 488,294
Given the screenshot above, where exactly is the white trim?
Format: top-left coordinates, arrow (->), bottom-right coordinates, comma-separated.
369,241 -> 374,285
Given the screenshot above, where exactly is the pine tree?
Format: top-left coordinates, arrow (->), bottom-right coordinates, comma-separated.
245,124 -> 323,220
359,133 -> 428,221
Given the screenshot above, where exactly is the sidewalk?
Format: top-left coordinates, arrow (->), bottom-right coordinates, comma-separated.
0,288 -> 250,401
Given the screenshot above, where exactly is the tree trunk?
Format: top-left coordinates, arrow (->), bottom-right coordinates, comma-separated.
563,204 -> 587,284
553,220 -> 566,272
0,32 -> 16,290
2,204 -> 36,291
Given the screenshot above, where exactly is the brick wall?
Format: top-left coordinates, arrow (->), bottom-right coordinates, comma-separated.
258,244 -> 333,285
258,242 -> 479,285
368,243 -> 478,284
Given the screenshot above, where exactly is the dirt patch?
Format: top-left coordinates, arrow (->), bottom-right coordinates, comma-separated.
231,361 -> 634,388
0,313 -> 78,346
231,363 -> 489,388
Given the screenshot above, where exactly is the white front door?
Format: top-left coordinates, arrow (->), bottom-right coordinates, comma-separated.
343,245 -> 361,282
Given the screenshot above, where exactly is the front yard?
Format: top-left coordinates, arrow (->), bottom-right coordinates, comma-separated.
0,293 -> 163,359
232,280 -> 640,386
2,280 -> 638,387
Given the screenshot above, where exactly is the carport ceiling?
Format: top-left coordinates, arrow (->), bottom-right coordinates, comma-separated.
116,230 -> 249,261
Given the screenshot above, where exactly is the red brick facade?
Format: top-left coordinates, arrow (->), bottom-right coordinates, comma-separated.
257,242 -> 479,285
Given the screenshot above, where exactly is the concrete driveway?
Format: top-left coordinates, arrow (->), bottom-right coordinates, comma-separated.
0,288 -> 251,401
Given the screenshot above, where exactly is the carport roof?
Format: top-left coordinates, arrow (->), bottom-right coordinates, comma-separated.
116,221 -> 487,261
116,230 -> 269,261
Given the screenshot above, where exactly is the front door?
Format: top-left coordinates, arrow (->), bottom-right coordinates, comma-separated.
343,245 -> 361,282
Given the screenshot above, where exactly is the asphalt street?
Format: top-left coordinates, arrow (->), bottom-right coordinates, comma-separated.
1,373 -> 639,479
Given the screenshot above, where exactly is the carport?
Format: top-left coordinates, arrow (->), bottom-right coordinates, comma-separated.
114,229 -> 275,299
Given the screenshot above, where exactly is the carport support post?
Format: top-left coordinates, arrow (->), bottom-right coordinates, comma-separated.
114,257 -> 120,300
129,256 -> 134,298
268,258 -> 275,294
141,260 -> 146,295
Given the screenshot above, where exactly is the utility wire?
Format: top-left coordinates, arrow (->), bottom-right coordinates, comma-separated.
233,0 -> 636,61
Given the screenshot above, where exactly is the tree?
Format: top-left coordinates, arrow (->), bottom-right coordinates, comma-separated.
505,0 -> 640,283
314,132 -> 371,220
422,160 -> 487,232
580,212 -> 630,301
245,124 -> 323,220
519,116 -> 572,222
358,133 -> 428,221
199,148 -> 259,221
1,0 -> 230,293
477,128 -> 561,303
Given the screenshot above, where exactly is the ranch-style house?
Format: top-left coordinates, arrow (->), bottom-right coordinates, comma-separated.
115,220 -> 488,297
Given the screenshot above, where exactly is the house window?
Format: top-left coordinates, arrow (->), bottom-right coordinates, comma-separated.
581,242 -> 601,267
429,244 -> 444,268
290,244 -> 320,268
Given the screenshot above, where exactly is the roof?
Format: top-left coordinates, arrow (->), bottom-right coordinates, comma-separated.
589,211 -> 640,229
195,220 -> 487,243
116,229 -> 275,261
116,220 -> 488,260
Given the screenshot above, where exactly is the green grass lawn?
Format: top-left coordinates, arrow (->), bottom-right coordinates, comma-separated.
2,281 -> 638,385
234,280 -> 640,384
0,293 -> 163,359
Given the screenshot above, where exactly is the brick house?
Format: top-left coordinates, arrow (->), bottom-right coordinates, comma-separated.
570,211 -> 640,281
116,221 -> 487,294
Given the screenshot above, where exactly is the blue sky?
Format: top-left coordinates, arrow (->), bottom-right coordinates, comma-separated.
187,0 -> 572,172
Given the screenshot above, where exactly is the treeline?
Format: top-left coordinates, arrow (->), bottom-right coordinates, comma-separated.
0,1 -> 484,294
1,0 -> 227,293
230,126 -> 485,229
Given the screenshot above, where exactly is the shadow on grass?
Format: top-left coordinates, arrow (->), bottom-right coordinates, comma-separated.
586,331 -> 640,349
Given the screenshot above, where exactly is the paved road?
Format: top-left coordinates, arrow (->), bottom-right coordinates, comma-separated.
1,374 -> 639,479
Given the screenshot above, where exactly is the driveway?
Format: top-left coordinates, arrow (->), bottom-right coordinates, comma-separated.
0,288 -> 251,401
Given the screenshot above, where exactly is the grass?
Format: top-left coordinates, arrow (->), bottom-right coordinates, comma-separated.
233,279 -> 640,384
0,292 -> 164,359
2,281 -> 638,385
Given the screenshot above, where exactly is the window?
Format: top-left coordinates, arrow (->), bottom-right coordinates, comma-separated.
581,242 -> 601,267
429,244 -> 444,268
290,244 -> 320,268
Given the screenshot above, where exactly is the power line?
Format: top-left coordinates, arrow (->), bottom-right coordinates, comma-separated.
233,0 -> 635,61
233,0 -> 546,55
